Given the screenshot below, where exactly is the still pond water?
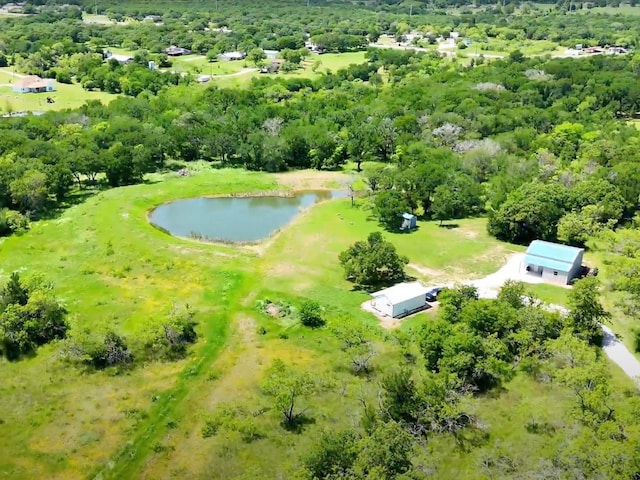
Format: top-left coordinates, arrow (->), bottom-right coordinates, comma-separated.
149,190 -> 346,243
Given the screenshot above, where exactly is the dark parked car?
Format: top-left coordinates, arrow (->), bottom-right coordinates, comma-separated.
425,287 -> 442,302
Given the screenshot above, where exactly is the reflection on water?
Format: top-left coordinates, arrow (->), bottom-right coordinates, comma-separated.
149,190 -> 346,243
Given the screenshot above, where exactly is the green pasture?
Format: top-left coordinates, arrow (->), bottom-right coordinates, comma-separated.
0,69 -> 118,113
465,39 -> 563,57
0,167 -> 636,479
575,4 -> 640,15
170,55 -> 248,75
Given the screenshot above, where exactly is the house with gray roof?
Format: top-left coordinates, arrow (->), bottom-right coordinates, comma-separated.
522,240 -> 584,285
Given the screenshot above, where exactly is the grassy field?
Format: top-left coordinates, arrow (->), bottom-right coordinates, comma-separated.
575,4 -> 640,15
0,167 -> 636,479
202,52 -> 370,87
0,68 -> 118,113
463,39 -> 563,57
170,56 -> 248,75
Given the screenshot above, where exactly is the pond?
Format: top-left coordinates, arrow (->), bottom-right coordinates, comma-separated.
149,190 -> 347,243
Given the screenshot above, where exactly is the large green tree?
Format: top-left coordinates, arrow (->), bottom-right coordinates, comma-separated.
338,232 -> 408,287
373,190 -> 412,230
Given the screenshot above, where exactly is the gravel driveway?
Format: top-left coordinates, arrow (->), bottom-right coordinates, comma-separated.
466,254 -> 640,387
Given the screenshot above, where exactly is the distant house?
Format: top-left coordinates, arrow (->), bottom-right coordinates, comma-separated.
304,41 -> 326,54
219,51 -> 246,61
143,14 -> 162,22
210,26 -> 233,34
370,282 -> 431,318
260,58 -> 285,73
165,45 -> 191,56
197,74 -> 211,83
12,76 -> 55,94
608,46 -> 628,55
400,213 -> 417,231
264,49 -> 279,60
522,240 -> 584,285
104,51 -> 134,64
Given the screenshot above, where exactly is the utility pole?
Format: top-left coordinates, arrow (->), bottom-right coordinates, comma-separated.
409,5 -> 413,16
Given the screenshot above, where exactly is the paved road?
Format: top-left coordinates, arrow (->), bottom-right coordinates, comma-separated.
466,253 -> 640,387
602,326 -> 640,385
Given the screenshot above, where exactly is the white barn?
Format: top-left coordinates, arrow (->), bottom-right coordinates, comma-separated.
523,240 -> 584,285
370,281 -> 430,318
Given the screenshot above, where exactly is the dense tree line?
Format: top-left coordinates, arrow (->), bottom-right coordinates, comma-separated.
2,49 -> 640,241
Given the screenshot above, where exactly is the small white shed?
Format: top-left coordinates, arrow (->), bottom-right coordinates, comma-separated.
370,281 -> 430,318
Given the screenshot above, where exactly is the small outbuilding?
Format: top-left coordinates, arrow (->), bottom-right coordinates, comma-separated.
219,51 -> 246,61
522,240 -> 584,285
370,281 -> 430,318
400,213 -> 417,231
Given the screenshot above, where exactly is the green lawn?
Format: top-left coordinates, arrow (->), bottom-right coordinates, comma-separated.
575,4 -> 640,15
1,167 -> 636,479
170,56 -> 248,75
0,68 -> 118,113
464,39 -> 562,57
526,283 -> 570,306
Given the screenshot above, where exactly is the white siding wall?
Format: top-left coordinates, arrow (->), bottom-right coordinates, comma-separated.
371,297 -> 393,317
541,268 -> 569,285
391,295 -> 427,318
568,250 -> 584,283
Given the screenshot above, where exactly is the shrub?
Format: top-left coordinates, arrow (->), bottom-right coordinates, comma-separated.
300,299 -> 324,328
64,330 -> 133,370
0,209 -> 29,236
0,272 -> 68,360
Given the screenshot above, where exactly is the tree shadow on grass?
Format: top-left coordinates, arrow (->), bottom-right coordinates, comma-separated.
438,223 -> 460,229
453,424 -> 491,453
38,189 -> 98,221
282,414 -> 316,434
349,274 -> 417,293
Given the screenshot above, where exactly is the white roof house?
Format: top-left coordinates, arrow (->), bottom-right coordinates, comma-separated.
370,281 -> 430,318
106,53 -> 134,64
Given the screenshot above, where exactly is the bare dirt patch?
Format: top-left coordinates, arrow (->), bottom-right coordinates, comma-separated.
265,303 -> 281,318
408,263 -> 448,279
275,170 -> 352,190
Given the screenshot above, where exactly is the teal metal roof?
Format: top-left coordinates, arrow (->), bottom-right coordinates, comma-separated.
523,254 -> 571,272
524,240 -> 583,272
